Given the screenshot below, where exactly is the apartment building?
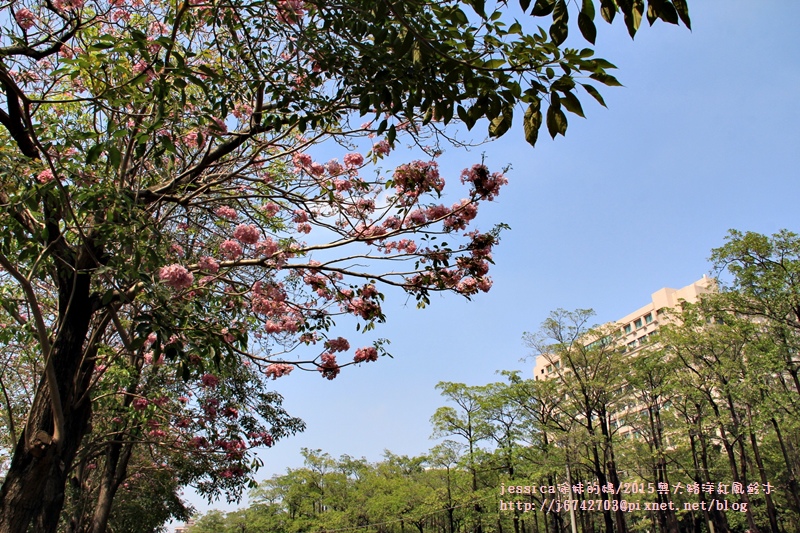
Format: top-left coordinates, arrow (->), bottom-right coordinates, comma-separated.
533,276 -> 716,380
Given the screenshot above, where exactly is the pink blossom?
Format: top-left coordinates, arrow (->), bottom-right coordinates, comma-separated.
277,0 -> 305,24
14,8 -> 36,30
201,373 -> 219,388
185,131 -> 201,148
36,169 -> 55,184
214,205 -> 238,221
318,353 -> 340,380
256,238 -> 279,256
265,363 -> 294,379
261,202 -> 280,216
198,256 -> 220,273
456,277 -> 478,295
159,264 -> 194,289
220,239 -> 243,259
477,277 -> 493,292
210,117 -> 228,133
132,398 -> 149,410
309,162 -> 326,177
354,346 -> 378,363
426,204 -> 450,220
133,61 -> 156,81
460,164 -> 507,200
292,209 -> 308,223
407,209 -> 427,225
326,159 -> 343,175
333,178 -> 351,192
343,152 -> 364,169
233,224 -> 260,244
296,223 -> 312,234
188,436 -> 207,449
347,297 -> 381,320
373,140 -> 391,156
170,243 -> 185,257
325,337 -> 350,353
292,152 -> 312,168
393,160 -> 444,199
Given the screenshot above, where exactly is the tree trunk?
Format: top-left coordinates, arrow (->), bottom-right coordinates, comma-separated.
0,271 -> 96,533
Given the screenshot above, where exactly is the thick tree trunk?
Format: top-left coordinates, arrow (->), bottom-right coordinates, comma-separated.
0,271 -> 96,533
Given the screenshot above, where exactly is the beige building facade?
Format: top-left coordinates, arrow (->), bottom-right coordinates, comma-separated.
533,276 -> 716,380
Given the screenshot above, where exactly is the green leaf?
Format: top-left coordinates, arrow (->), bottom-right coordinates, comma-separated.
531,0 -> 555,17
672,0 -> 691,28
546,97 -> 567,138
465,0 -> 486,18
623,0 -> 644,38
589,71 -> 622,86
488,107 -> 513,138
580,83 -> 607,107
86,144 -> 104,165
523,101 -> 542,147
107,145 -> 122,168
561,91 -> 585,117
578,12 -> 596,44
600,0 -> 617,23
519,0 -> 532,13
549,0 -> 568,46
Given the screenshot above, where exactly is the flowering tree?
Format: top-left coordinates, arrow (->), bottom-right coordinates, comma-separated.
0,0 -> 690,530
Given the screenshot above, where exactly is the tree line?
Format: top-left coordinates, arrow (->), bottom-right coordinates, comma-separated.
190,230 -> 800,533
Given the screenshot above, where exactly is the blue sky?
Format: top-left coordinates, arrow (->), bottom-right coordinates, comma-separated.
187,1 -> 800,517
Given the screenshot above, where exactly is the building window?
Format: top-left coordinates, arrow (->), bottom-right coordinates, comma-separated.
624,324 -> 632,334
627,341 -> 636,351
644,313 -> 653,324
638,336 -> 647,345
634,318 -> 643,329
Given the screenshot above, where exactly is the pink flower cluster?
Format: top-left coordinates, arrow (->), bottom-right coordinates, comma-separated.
343,152 -> 364,169
261,202 -> 280,216
159,264 -> 194,289
256,237 -> 279,256
14,8 -> 35,30
198,255 -> 220,273
220,239 -> 243,259
292,152 -> 312,168
201,374 -> 219,388
233,224 -> 260,244
443,199 -> 479,232
265,363 -> 294,379
214,205 -> 238,220
325,337 -> 350,353
460,164 -> 508,200
354,346 -> 378,363
327,159 -> 343,176
318,353 -> 340,380
36,169 -> 55,183
373,140 -> 391,156
393,160 -> 445,201
248,431 -> 274,447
